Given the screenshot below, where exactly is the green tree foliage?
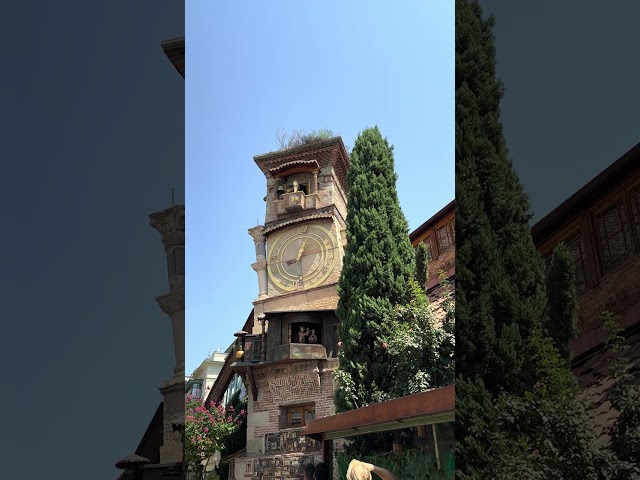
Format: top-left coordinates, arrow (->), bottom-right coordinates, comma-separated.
455,1 -> 630,477
185,395 -> 245,480
544,243 -> 578,362
456,0 -> 546,396
455,3 -> 544,471
335,450 -> 454,480
335,126 -> 416,412
384,278 -> 455,396
335,128 -> 455,459
455,377 -> 496,479
604,313 -> 640,478
490,334 -> 606,480
215,390 -> 248,480
415,241 -> 429,287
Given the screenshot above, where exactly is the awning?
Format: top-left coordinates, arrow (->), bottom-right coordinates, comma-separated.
303,385 -> 455,441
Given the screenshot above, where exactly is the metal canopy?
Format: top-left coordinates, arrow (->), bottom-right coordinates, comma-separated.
303,385 -> 455,441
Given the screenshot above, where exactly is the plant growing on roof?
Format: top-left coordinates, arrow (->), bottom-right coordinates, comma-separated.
275,128 -> 336,150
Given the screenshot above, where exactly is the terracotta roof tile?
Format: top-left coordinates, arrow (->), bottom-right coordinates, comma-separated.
572,324 -> 640,446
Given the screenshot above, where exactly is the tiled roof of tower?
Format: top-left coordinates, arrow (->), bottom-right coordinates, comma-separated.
254,137 -> 350,195
573,325 -> 640,446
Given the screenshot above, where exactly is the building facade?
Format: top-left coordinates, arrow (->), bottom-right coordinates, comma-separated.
532,141 -> 640,445
186,349 -> 229,401
410,200 -> 456,322
114,36 -> 185,480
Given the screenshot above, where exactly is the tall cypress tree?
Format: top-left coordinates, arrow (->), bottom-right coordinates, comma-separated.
544,243 -> 578,362
456,0 -> 547,395
455,1 -> 611,477
415,241 -> 428,288
335,126 -> 415,413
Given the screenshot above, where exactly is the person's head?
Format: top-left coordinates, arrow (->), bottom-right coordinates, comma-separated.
304,463 -> 316,480
346,459 -> 371,480
314,462 -> 330,480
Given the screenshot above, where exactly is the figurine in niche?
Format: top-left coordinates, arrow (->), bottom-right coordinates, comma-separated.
305,409 -> 315,425
308,329 -> 318,344
292,179 -> 300,193
298,326 -> 310,343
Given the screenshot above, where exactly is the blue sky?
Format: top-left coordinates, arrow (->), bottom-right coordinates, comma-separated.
186,2 -> 454,373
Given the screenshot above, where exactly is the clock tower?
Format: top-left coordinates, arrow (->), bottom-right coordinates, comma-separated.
249,136 -> 349,318
231,137 -> 349,478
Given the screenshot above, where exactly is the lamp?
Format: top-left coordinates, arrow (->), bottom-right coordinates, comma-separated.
234,330 -> 248,360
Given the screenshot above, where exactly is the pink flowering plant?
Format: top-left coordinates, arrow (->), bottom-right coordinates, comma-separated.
184,394 -> 246,478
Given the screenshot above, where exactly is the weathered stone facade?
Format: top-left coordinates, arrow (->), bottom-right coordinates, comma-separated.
227,139 -> 349,480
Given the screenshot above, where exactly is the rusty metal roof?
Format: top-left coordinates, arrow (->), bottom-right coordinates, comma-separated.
302,385 -> 455,441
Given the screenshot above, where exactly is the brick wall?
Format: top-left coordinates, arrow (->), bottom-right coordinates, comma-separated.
250,360 -> 337,441
428,246 -> 454,282
574,255 -> 640,333
410,209 -> 455,289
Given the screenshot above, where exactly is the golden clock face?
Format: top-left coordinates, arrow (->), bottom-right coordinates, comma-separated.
268,223 -> 338,292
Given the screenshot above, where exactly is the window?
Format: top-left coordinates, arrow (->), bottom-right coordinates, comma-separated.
564,230 -> 588,291
252,339 -> 263,362
629,184 -> 640,243
243,335 -> 263,363
437,222 -> 453,252
449,217 -> 455,242
594,198 -> 634,273
191,383 -> 202,399
424,235 -> 434,261
287,405 -> 315,428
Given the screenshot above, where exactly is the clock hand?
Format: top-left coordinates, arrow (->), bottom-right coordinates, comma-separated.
296,241 -> 307,263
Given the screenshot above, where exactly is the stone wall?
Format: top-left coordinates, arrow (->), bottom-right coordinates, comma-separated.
236,359 -> 337,480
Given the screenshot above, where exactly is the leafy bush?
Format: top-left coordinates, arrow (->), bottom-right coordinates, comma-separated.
185,394 -> 245,480
335,450 -> 454,480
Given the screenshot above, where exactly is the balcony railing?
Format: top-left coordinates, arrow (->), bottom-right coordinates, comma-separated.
271,342 -> 327,362
276,192 -> 318,214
